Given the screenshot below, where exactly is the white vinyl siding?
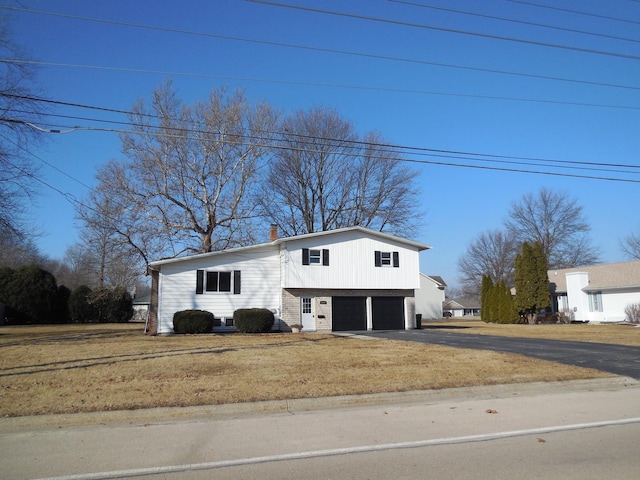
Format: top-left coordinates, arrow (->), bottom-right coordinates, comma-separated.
156,246 -> 281,334
283,230 -> 420,290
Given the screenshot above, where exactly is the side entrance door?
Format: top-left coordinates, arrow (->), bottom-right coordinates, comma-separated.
300,297 -> 315,331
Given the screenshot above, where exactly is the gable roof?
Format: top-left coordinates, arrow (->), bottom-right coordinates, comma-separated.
149,226 -> 431,268
549,260 -> 640,292
420,273 -> 447,288
427,275 -> 447,287
274,226 -> 431,251
444,297 -> 480,309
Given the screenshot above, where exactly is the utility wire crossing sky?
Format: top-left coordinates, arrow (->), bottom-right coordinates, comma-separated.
2,0 -> 639,288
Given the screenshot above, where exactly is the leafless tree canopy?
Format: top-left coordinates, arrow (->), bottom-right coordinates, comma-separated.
59,225 -> 143,291
504,188 -> 599,269
457,229 -> 518,296
259,108 -> 420,237
0,14 -> 45,241
86,82 -> 278,261
621,230 -> 640,260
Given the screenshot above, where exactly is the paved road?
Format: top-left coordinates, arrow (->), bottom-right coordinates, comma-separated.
360,328 -> 640,378
1,381 -> 639,480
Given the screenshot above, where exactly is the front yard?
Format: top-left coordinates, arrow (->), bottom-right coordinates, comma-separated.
0,322 -> 620,417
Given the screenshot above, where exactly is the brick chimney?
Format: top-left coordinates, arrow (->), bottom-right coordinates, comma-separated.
269,224 -> 278,242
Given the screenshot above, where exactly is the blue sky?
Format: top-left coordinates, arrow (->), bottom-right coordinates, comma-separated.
4,0 -> 639,289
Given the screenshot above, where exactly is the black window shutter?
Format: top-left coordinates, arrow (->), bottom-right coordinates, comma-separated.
374,251 -> 382,267
393,251 -> 400,267
302,248 -> 310,265
196,269 -> 204,294
322,249 -> 329,266
233,270 -> 241,294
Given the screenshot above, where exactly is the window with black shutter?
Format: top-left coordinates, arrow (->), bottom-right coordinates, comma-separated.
375,251 -> 399,267
196,270 -> 204,294
197,270 -> 240,293
302,248 -> 329,266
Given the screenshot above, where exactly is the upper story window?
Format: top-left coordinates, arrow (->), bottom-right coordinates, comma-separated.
375,250 -> 399,268
302,248 -> 329,266
196,270 -> 241,294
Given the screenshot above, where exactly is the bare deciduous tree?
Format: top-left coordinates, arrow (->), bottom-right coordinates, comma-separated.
85,82 -> 278,262
0,14 -> 45,241
504,188 -> 599,269
621,230 -> 640,260
260,108 -> 420,237
457,229 -> 518,296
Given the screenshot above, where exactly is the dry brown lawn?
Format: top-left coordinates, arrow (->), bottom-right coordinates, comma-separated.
426,318 -> 640,346
0,322 -> 617,418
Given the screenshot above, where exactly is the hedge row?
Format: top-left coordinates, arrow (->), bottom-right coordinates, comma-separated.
0,265 -> 132,325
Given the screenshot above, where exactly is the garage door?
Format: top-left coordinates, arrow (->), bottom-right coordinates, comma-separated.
372,297 -> 405,330
332,296 -> 367,331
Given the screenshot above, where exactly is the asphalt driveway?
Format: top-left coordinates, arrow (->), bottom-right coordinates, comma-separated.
359,328 -> 640,379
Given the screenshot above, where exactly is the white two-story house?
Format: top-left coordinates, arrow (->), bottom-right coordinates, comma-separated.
146,226 -> 431,334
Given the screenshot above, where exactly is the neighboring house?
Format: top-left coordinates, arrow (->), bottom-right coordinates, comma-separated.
549,260 -> 640,323
146,226 -> 431,334
132,293 -> 150,322
415,274 -> 446,319
443,297 -> 481,317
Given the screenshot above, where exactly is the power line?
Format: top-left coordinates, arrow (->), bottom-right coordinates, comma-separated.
2,9 -> 639,92
505,0 -> 640,26
3,73 -> 639,115
4,93 -> 640,172
7,116 -> 640,184
248,0 -> 640,61
390,0 -> 640,45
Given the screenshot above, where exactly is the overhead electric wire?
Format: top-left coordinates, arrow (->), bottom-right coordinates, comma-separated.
4,92 -> 640,173
248,0 -> 640,61
3,69 -> 639,113
1,7 -> 639,93
505,0 -> 640,26
390,0 -> 640,44
6,114 -> 640,184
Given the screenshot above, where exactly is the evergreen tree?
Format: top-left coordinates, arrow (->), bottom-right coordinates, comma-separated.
515,242 -> 550,324
480,275 -> 493,322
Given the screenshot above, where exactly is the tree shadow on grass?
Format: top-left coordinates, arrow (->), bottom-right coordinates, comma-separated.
0,333 -> 334,378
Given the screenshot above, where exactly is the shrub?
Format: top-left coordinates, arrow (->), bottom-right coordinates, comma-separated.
89,287 -> 133,323
68,286 -> 94,323
173,309 -> 214,334
624,303 -> 640,324
54,285 -> 71,324
0,265 -> 59,324
234,308 -> 274,333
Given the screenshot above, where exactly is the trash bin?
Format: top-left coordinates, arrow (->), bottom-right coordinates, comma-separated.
415,313 -> 422,329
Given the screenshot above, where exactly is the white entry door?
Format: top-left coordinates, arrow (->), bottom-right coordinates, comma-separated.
300,297 -> 315,331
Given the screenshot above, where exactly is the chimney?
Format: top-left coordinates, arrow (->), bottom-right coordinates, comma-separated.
269,224 -> 278,242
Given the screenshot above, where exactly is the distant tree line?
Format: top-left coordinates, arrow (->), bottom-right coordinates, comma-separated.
0,265 -> 132,325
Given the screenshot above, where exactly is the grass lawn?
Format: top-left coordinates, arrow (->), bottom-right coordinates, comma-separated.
0,322 -> 626,418
425,318 -> 640,346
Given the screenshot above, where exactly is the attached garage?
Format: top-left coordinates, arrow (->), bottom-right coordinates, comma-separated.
332,296 -> 367,331
372,296 -> 405,330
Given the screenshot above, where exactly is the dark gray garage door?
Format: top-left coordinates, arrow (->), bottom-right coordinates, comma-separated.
372,296 -> 405,330
332,296 -> 367,331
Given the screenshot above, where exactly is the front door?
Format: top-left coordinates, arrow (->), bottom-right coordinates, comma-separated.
300,297 -> 315,331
